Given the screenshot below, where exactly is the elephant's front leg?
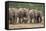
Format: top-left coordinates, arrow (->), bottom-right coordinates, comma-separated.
12,17 -> 14,24
15,17 -> 17,24
21,17 -> 24,24
9,18 -> 12,24
21,17 -> 23,24
39,16 -> 42,23
30,17 -> 32,23
13,18 -> 15,24
35,17 -> 39,23
19,17 -> 21,24
36,16 -> 40,23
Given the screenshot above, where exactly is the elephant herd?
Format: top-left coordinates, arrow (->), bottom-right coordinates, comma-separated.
9,8 -> 43,24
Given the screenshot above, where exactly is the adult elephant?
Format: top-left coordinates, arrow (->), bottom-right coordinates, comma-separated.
17,8 -> 29,24
34,10 -> 42,23
17,8 -> 24,24
22,8 -> 29,24
28,9 -> 35,23
12,8 -> 19,24
9,8 -> 15,24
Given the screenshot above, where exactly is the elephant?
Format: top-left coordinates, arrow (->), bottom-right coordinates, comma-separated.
17,8 -> 24,24
12,8 -> 19,24
9,8 -> 29,24
28,9 -> 35,23
9,8 -> 15,24
22,8 -> 29,23
9,8 -> 28,24
34,11 -> 42,23
28,9 -> 42,23
17,8 -> 29,24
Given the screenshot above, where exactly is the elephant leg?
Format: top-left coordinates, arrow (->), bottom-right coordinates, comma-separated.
13,17 -> 15,24
25,17 -> 28,23
19,17 -> 21,24
37,19 -> 39,23
34,18 -> 36,23
11,18 -> 13,24
21,17 -> 23,24
36,17 -> 39,23
9,18 -> 12,24
39,17 -> 42,23
14,18 -> 17,24
22,18 -> 24,23
30,18 -> 32,23
12,18 -> 15,24
12,17 -> 15,24
34,17 -> 38,23
11,17 -> 13,24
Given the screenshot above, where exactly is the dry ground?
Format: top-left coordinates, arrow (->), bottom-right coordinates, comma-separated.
9,23 -> 44,29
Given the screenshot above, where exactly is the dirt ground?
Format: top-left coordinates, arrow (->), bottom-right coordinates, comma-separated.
9,23 -> 44,29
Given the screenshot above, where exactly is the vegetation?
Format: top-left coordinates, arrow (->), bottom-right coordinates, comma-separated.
9,2 -> 45,16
